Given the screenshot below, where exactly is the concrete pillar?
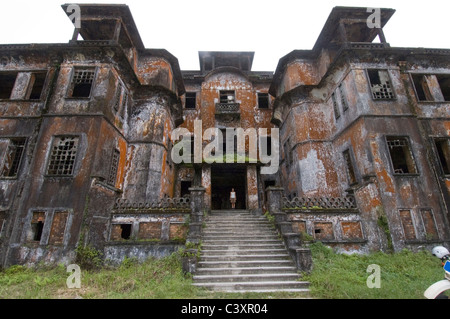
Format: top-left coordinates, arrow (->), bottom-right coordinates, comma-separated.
265,186 -> 284,214
10,72 -> 31,100
187,186 -> 205,244
201,165 -> 211,212
246,165 -> 259,212
422,75 -> 445,102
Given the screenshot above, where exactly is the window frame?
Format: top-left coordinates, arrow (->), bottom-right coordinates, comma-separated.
385,135 -> 419,176
366,69 -> 396,101
343,148 -> 358,186
0,71 -> 18,100
66,66 -> 97,99
219,90 -> 235,104
184,92 -> 197,109
26,71 -> 48,101
45,135 -> 80,177
107,148 -> 120,187
0,137 -> 27,179
432,137 -> 450,176
257,92 -> 270,109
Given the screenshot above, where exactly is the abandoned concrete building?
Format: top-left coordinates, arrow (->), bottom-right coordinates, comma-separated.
0,4 -> 449,270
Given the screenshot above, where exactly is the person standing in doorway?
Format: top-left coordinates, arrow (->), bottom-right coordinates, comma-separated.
230,188 -> 236,209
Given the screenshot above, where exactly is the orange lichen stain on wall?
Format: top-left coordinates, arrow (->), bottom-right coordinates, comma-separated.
282,61 -> 318,94
444,121 -> 450,135
370,138 -> 395,194
138,58 -> 175,92
159,115 -> 176,198
355,179 -> 383,213
116,138 -> 128,189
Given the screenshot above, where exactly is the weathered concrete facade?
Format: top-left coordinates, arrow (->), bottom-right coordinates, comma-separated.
0,4 -> 448,266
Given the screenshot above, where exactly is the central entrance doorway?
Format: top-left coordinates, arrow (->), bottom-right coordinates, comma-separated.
211,164 -> 246,210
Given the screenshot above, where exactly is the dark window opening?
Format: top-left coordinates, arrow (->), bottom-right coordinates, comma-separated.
185,92 -> 196,109
112,82 -> 123,113
33,221 -> 44,241
338,83 -> 349,111
0,72 -> 17,99
343,149 -> 357,185
331,92 -> 340,119
412,74 -> 432,101
1,138 -> 26,178
68,68 -> 95,98
264,180 -> 276,190
30,212 -> 45,242
367,69 -> 394,99
436,75 -> 450,101
28,72 -> 47,100
220,90 -> 235,104
47,136 -> 79,176
180,181 -> 192,197
386,136 -> 418,175
258,93 -> 269,109
120,224 -> 131,240
434,139 -> 450,175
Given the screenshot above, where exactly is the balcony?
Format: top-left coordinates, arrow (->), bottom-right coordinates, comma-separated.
215,102 -> 240,114
215,102 -> 240,124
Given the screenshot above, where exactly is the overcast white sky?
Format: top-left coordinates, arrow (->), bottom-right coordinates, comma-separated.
0,0 -> 449,71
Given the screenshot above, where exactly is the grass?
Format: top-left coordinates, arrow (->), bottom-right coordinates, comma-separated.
303,242 -> 449,299
0,243 -> 448,299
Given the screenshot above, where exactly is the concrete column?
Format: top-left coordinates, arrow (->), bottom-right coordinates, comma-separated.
265,186 -> 284,214
201,165 -> 211,212
10,72 -> 31,100
246,165 -> 259,212
422,75 -> 445,102
188,186 -> 205,244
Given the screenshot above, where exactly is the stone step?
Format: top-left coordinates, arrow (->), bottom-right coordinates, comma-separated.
196,266 -> 298,275
193,273 -> 301,283
205,225 -> 273,229
200,254 -> 291,262
202,239 -> 282,245
200,248 -> 288,256
201,244 -> 286,251
193,209 -> 309,295
202,235 -> 279,241
192,280 -> 310,293
203,230 -> 278,238
198,260 -> 295,269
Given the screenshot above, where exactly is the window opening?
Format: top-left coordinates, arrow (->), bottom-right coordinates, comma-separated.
386,136 -> 418,174
107,149 -> 120,186
343,149 -> 357,185
47,136 -> 79,176
434,139 -> 450,175
68,68 -> 95,98
367,69 -> 394,99
1,138 -> 26,178
258,93 -> 269,109
185,92 -> 196,109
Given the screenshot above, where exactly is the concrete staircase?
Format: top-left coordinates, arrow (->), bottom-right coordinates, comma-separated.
192,210 -> 310,294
